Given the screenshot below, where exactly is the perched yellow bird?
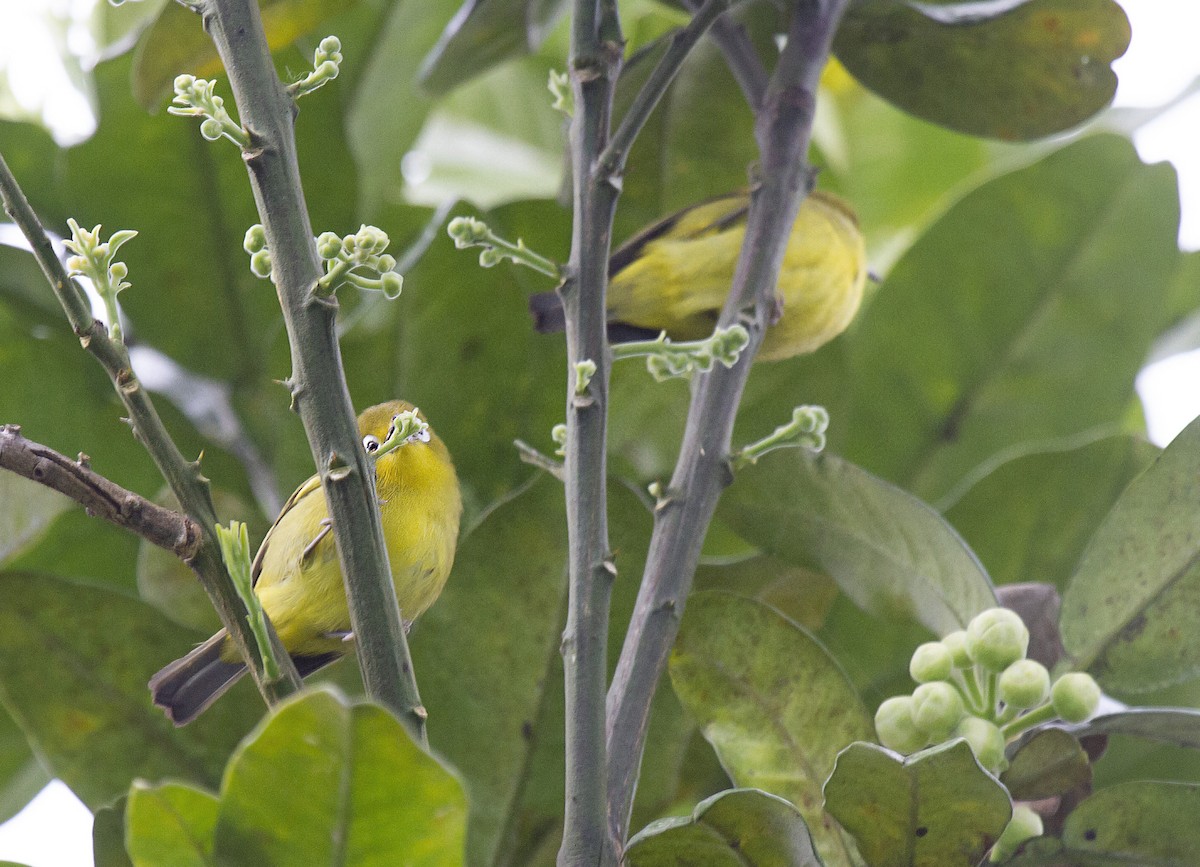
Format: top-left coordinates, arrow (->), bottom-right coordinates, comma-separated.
150,401 -> 461,725
530,190 -> 867,361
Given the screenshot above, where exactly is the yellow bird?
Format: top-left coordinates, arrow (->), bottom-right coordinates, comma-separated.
529,190 -> 867,361
150,401 -> 461,725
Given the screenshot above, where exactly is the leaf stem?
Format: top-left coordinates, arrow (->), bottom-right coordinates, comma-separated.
604,0 -> 851,844
194,0 -> 427,742
0,150 -> 301,706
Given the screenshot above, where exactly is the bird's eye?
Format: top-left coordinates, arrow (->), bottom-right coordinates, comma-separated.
363,435 -> 381,453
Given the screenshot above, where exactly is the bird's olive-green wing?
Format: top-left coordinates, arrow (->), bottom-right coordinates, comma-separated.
250,473 -> 326,585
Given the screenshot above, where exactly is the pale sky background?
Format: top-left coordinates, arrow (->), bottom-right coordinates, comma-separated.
0,1 -> 1198,864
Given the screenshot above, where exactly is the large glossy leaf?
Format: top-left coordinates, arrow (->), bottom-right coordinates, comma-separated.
1073,708 -> 1200,748
823,741 -> 1011,867
125,780 -> 219,867
418,0 -> 567,96
345,0 -> 461,217
1061,415 -> 1200,693
624,788 -> 822,867
1001,728 -> 1090,801
0,572 -> 264,809
720,449 -> 996,637
93,798 -> 133,867
669,591 -> 872,866
944,435 -> 1158,589
842,134 -> 1179,502
213,687 -> 467,866
1061,781 -> 1200,863
412,476 -> 568,866
812,59 -> 1003,263
835,0 -> 1130,140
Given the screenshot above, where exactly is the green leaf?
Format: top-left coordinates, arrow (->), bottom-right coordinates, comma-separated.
1061,415 -> 1200,693
812,59 -> 1001,263
412,476 -> 569,866
1062,781 -> 1200,862
345,0 -> 461,217
418,0 -> 566,96
719,450 -> 996,637
842,134 -> 1179,502
624,788 -> 822,867
125,780 -> 219,867
823,741 -> 1011,867
93,798 -> 133,867
0,572 -> 263,808
669,591 -> 872,866
945,435 -> 1158,589
1001,728 -> 1090,801
1073,707 -> 1200,749
382,199 -> 567,513
213,687 -> 467,866
0,474 -> 70,567
834,0 -> 1130,140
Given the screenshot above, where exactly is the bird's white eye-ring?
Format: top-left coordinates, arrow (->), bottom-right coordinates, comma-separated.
363,434 -> 381,453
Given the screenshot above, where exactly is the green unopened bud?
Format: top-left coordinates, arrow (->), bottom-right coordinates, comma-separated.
955,715 -> 1007,774
109,261 -> 128,281
1051,672 -> 1100,723
199,117 -> 223,141
990,805 -> 1043,862
315,60 -> 339,80
318,35 -> 342,58
66,255 -> 87,274
998,659 -> 1050,710
875,695 -> 927,754
173,73 -> 196,92
342,233 -> 357,253
376,253 -> 396,271
910,642 -> 954,683
942,630 -> 972,668
911,682 -> 964,742
479,247 -> 503,268
380,271 -> 403,300
966,608 -> 1029,671
315,231 -> 341,259
250,249 -> 273,279
244,224 -> 268,254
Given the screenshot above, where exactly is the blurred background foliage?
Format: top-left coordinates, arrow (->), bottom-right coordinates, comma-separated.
0,0 -> 1196,864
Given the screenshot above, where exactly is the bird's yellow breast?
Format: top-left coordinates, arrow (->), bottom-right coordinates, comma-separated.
230,402 -> 461,660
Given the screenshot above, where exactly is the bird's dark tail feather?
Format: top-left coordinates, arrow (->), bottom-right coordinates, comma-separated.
528,291 -> 659,343
150,632 -> 340,726
149,631 -> 244,727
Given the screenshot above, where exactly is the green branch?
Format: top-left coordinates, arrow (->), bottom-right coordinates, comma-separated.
191,0 -> 426,742
558,0 -> 625,863
604,0 -> 853,845
0,151 -> 302,706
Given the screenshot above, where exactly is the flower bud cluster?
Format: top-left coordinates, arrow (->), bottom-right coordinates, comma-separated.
874,607 -> 1101,775
168,74 -> 248,148
289,36 -> 344,99
63,218 -> 138,343
242,223 -> 402,298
